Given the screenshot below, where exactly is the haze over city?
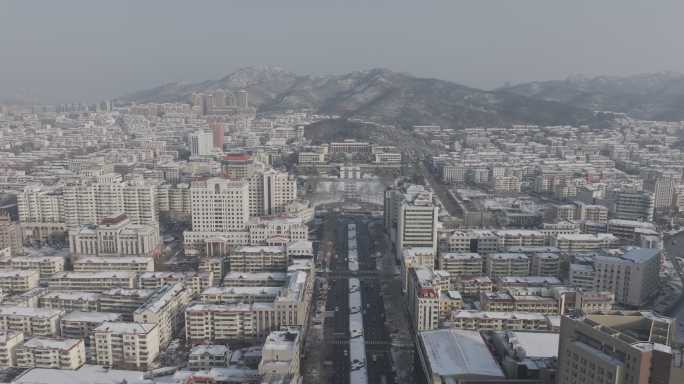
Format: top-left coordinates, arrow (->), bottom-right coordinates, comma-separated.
2,2 -> 684,384
2,0 -> 684,102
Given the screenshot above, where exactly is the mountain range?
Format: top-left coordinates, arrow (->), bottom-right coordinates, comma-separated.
499,72 -> 684,121
122,66 -> 684,128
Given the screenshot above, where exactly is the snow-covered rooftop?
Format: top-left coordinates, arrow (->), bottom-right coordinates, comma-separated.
12,365 -> 145,384
94,321 -> 157,335
419,328 -> 505,379
61,311 -> 122,323
22,337 -> 82,351
505,331 -> 559,358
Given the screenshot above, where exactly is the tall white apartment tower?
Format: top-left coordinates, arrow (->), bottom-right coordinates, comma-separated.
261,169 -> 297,216
247,169 -> 297,217
123,182 -> 158,226
190,178 -> 250,232
397,186 -> 439,258
189,130 -> 214,157
237,90 -> 249,109
63,174 -> 158,228
18,185 -> 65,224
653,175 -> 677,210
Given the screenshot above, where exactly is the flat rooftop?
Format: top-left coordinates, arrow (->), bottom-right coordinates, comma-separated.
419,328 -> 505,379
504,331 -> 559,358
12,365 -> 144,384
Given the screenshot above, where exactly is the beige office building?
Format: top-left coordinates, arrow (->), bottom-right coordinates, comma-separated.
0,270 -> 40,293
73,256 -> 154,273
0,306 -> 62,336
60,311 -> 123,346
38,291 -> 101,312
48,271 -> 137,292
438,252 -> 483,277
93,321 -> 160,370
554,233 -> 618,252
7,257 -> 65,283
99,289 -> 155,321
0,330 -> 24,367
132,283 -> 191,348
15,337 -> 85,370
229,246 -> 287,273
486,253 -> 530,277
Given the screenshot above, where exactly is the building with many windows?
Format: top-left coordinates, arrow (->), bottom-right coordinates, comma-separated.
0,330 -> 24,367
438,253 -> 483,277
60,311 -> 123,346
73,256 -> 154,273
99,289 -> 155,321
15,337 -> 85,370
17,184 -> 66,243
6,257 -> 65,283
48,271 -> 137,292
68,214 -> 160,257
228,246 -> 288,273
93,321 -> 160,370
407,267 -> 441,331
0,215 -> 22,257
188,344 -> 230,370
132,283 -> 192,348
0,306 -> 63,337
186,270 -> 313,343
63,174 -> 158,228
486,253 -> 530,277
189,130 -> 214,157
38,291 -> 101,312
0,270 -> 40,293
554,233 -> 618,253
385,184 -> 439,259
612,190 -> 655,222
557,312 -> 674,384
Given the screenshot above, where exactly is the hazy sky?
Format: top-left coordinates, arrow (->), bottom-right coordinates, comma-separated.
2,0 -> 684,103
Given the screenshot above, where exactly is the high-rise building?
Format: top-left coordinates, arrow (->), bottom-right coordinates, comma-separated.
189,130 -> 213,157
210,122 -> 225,149
0,215 -> 22,256
222,153 -> 257,180
259,169 -> 297,216
385,185 -> 439,258
237,89 -> 249,109
212,89 -> 226,107
613,191 -> 654,222
406,267 -> 441,331
17,185 -> 65,242
593,248 -> 660,307
653,175 -> 677,211
190,178 -> 250,233
17,184 -> 64,223
122,181 -> 158,226
63,174 -> 158,228
557,312 -> 675,384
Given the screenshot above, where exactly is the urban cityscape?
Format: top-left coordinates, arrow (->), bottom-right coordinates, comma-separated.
2,2 -> 684,384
